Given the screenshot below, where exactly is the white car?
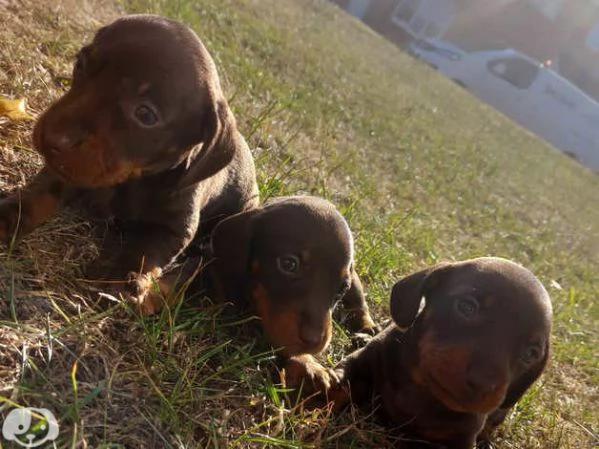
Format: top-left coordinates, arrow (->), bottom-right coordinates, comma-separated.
408,38 -> 468,85
409,40 -> 599,171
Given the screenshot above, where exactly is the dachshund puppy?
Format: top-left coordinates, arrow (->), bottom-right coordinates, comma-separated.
0,15 -> 258,314
208,195 -> 378,389
323,257 -> 552,449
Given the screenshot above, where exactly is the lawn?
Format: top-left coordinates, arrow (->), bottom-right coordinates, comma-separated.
0,0 -> 597,447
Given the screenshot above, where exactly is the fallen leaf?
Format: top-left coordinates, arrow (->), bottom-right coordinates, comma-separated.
0,96 -> 34,121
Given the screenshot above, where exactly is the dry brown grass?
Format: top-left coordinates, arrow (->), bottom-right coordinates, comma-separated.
0,1 -> 152,447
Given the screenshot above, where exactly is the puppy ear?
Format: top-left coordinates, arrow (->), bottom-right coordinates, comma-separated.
179,98 -> 242,189
209,207 -> 261,299
390,262 -> 452,331
501,342 -> 550,409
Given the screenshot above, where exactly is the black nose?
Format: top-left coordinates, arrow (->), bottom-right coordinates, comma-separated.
466,363 -> 503,398
40,121 -> 89,153
298,326 -> 325,346
35,100 -> 91,154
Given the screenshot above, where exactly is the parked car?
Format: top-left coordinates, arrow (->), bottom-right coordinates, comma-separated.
409,39 -> 599,171
407,38 -> 468,84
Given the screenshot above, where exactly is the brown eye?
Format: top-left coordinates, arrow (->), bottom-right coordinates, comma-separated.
455,297 -> 479,319
276,254 -> 300,275
134,105 -> 158,126
521,346 -> 541,365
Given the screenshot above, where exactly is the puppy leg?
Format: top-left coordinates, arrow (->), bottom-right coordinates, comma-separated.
476,407 -> 510,449
341,268 -> 379,335
0,168 -> 64,244
282,350 -> 368,413
282,354 -> 340,398
94,223 -> 198,315
125,257 -> 202,315
326,346 -> 373,412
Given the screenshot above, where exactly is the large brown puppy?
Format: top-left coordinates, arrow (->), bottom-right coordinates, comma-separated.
0,15 -> 258,313
316,257 -> 552,448
208,195 -> 378,388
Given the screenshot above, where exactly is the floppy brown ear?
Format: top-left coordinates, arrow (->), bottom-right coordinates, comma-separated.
179,98 -> 241,189
390,262 -> 452,331
209,207 -> 261,301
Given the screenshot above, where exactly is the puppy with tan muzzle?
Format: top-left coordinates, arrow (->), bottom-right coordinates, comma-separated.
0,15 -> 259,313
207,195 -> 379,390
306,257 -> 552,448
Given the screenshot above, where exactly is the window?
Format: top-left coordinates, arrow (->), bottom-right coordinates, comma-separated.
410,16 -> 426,35
393,0 -> 421,23
391,0 -> 454,39
487,57 -> 540,90
586,22 -> 599,51
424,22 -> 442,38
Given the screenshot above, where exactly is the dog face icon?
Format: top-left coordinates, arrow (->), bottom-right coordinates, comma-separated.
2,408 -> 59,448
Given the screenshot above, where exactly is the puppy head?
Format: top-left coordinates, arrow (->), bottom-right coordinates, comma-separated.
390,257 -> 552,415
211,195 -> 361,357
33,14 -> 235,188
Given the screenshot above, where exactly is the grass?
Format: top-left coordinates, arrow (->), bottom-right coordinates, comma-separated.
0,0 -> 597,447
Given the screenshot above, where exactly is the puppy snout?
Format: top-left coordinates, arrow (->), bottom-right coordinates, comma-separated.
41,122 -> 89,153
466,373 -> 496,397
34,97 -> 92,156
465,363 -> 504,398
299,325 -> 326,346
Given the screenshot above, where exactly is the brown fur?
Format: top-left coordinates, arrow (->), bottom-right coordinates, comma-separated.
315,257 -> 553,449
207,195 -> 378,389
0,14 -> 259,312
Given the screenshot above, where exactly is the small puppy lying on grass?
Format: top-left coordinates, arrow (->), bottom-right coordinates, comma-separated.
0,14 -> 258,314
306,257 -> 552,448
207,195 -> 379,389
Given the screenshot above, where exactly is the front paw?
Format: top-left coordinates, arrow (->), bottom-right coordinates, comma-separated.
349,332 -> 376,351
123,268 -> 167,316
282,355 -> 340,396
345,310 -> 381,336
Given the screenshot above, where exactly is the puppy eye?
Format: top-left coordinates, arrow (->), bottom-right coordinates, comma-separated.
276,254 -> 301,275
521,346 -> 542,365
134,105 -> 159,126
455,297 -> 479,319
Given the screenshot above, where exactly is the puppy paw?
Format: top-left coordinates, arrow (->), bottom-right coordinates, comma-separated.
345,310 -> 381,336
327,381 -> 352,413
282,354 -> 340,396
124,268 -> 166,316
349,332 -> 375,351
